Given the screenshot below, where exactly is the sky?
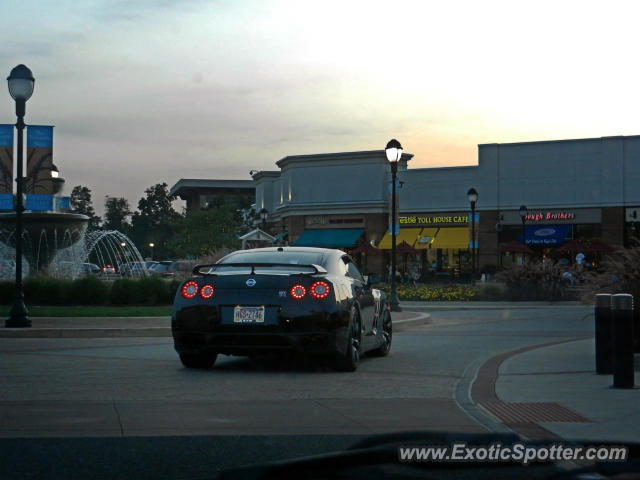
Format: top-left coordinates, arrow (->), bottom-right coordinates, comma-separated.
2,0 -> 640,216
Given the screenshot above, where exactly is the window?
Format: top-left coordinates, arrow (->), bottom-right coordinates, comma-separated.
342,256 -> 364,282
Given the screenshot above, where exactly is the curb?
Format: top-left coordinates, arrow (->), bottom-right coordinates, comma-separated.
401,304 -> 584,312
0,327 -> 172,339
393,312 -> 431,332
0,313 -> 430,338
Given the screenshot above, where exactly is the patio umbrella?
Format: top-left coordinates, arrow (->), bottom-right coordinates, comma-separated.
394,241 -> 419,277
352,243 -> 380,254
395,240 -> 419,254
555,240 -> 596,254
588,240 -> 614,253
499,241 -> 534,254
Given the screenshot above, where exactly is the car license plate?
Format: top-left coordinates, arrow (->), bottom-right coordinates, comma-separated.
233,306 -> 265,323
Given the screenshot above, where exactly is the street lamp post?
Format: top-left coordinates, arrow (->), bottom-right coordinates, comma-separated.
386,139 -> 403,312
6,65 -> 35,328
260,208 -> 268,232
519,205 -> 528,245
149,243 -> 154,260
467,188 -> 478,282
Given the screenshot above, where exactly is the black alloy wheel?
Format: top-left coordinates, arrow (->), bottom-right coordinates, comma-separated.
372,309 -> 392,357
179,352 -> 217,369
338,307 -> 361,372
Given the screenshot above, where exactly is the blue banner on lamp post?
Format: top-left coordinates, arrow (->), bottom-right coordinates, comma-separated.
54,196 -> 71,210
0,193 -> 13,210
25,194 -> 53,211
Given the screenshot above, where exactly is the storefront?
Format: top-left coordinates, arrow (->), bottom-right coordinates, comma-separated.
172,134 -> 640,278
497,208 -> 603,267
376,212 -> 476,279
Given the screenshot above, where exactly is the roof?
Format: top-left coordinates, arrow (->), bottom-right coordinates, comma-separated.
292,228 -> 365,248
276,150 -> 413,168
170,179 -> 254,196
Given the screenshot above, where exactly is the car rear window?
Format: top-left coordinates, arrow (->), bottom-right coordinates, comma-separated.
218,251 -> 326,267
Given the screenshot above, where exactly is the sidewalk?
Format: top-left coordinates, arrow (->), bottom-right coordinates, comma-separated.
491,338 -> 639,443
0,310 -> 430,338
402,300 -> 582,311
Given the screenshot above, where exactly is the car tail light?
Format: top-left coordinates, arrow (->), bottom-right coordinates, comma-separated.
310,281 -> 330,299
199,284 -> 214,299
290,284 -> 306,299
181,281 -> 199,299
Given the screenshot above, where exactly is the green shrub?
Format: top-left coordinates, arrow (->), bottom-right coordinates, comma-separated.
165,279 -> 182,303
69,276 -> 109,305
2,276 -> 183,307
137,277 -> 169,305
0,281 -> 13,304
109,278 -> 140,305
109,277 -> 177,305
473,283 -> 506,301
494,262 -> 571,301
24,277 -> 72,305
376,283 -> 476,301
581,246 -> 640,351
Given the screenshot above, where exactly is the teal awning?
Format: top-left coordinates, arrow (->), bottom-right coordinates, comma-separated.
292,229 -> 364,248
272,231 -> 288,243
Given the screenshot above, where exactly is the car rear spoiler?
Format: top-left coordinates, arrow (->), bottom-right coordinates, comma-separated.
192,263 -> 328,276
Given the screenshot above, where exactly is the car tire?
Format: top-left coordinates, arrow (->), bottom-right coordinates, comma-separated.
337,307 -> 361,372
179,352 -> 217,369
371,309 -> 392,357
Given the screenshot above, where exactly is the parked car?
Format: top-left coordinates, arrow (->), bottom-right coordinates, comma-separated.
151,260 -> 195,278
101,264 -> 117,275
171,247 -> 392,371
145,260 -> 158,270
82,263 -> 101,275
119,261 -> 151,277
149,260 -> 175,277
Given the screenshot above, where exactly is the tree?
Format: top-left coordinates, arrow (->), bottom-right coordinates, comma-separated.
169,205 -> 239,257
70,185 -> 101,230
129,183 -> 182,259
103,196 -> 132,233
136,183 -> 180,223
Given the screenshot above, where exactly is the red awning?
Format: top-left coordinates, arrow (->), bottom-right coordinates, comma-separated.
499,241 -> 535,254
352,244 -> 380,254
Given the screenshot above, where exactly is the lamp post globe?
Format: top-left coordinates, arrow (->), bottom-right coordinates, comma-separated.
467,188 -> 478,281
6,64 -> 35,328
7,64 -> 35,102
385,139 -> 402,312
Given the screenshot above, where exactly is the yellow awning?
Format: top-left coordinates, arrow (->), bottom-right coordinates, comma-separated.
378,228 -> 422,249
413,228 -> 439,249
430,227 -> 470,250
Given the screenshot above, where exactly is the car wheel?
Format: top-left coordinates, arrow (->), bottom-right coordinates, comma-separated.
371,309 -> 392,357
337,307 -> 361,372
179,352 -> 217,369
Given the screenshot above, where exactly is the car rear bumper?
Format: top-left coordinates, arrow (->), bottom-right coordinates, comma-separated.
172,306 -> 348,356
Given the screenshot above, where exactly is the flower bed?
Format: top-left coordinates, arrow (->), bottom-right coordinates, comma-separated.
375,284 -> 476,301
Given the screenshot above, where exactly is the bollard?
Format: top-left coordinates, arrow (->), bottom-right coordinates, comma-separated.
612,294 -> 634,389
595,294 -> 613,374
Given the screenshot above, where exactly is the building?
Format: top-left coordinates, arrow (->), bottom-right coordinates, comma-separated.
170,135 -> 640,278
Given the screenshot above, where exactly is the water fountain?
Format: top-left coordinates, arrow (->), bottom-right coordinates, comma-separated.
0,214 -> 148,279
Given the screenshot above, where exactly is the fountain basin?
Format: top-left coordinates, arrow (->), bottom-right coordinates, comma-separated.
0,212 -> 89,272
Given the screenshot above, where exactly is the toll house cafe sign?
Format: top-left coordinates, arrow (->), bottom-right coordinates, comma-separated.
399,214 -> 469,226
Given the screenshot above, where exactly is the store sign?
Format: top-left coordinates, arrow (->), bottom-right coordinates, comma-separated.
524,211 -> 575,222
399,214 -> 469,225
524,225 -> 571,245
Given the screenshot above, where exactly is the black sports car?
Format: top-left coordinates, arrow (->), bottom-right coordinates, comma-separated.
171,247 -> 392,371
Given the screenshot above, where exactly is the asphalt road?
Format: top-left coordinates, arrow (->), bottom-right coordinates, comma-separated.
0,306 -> 593,479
